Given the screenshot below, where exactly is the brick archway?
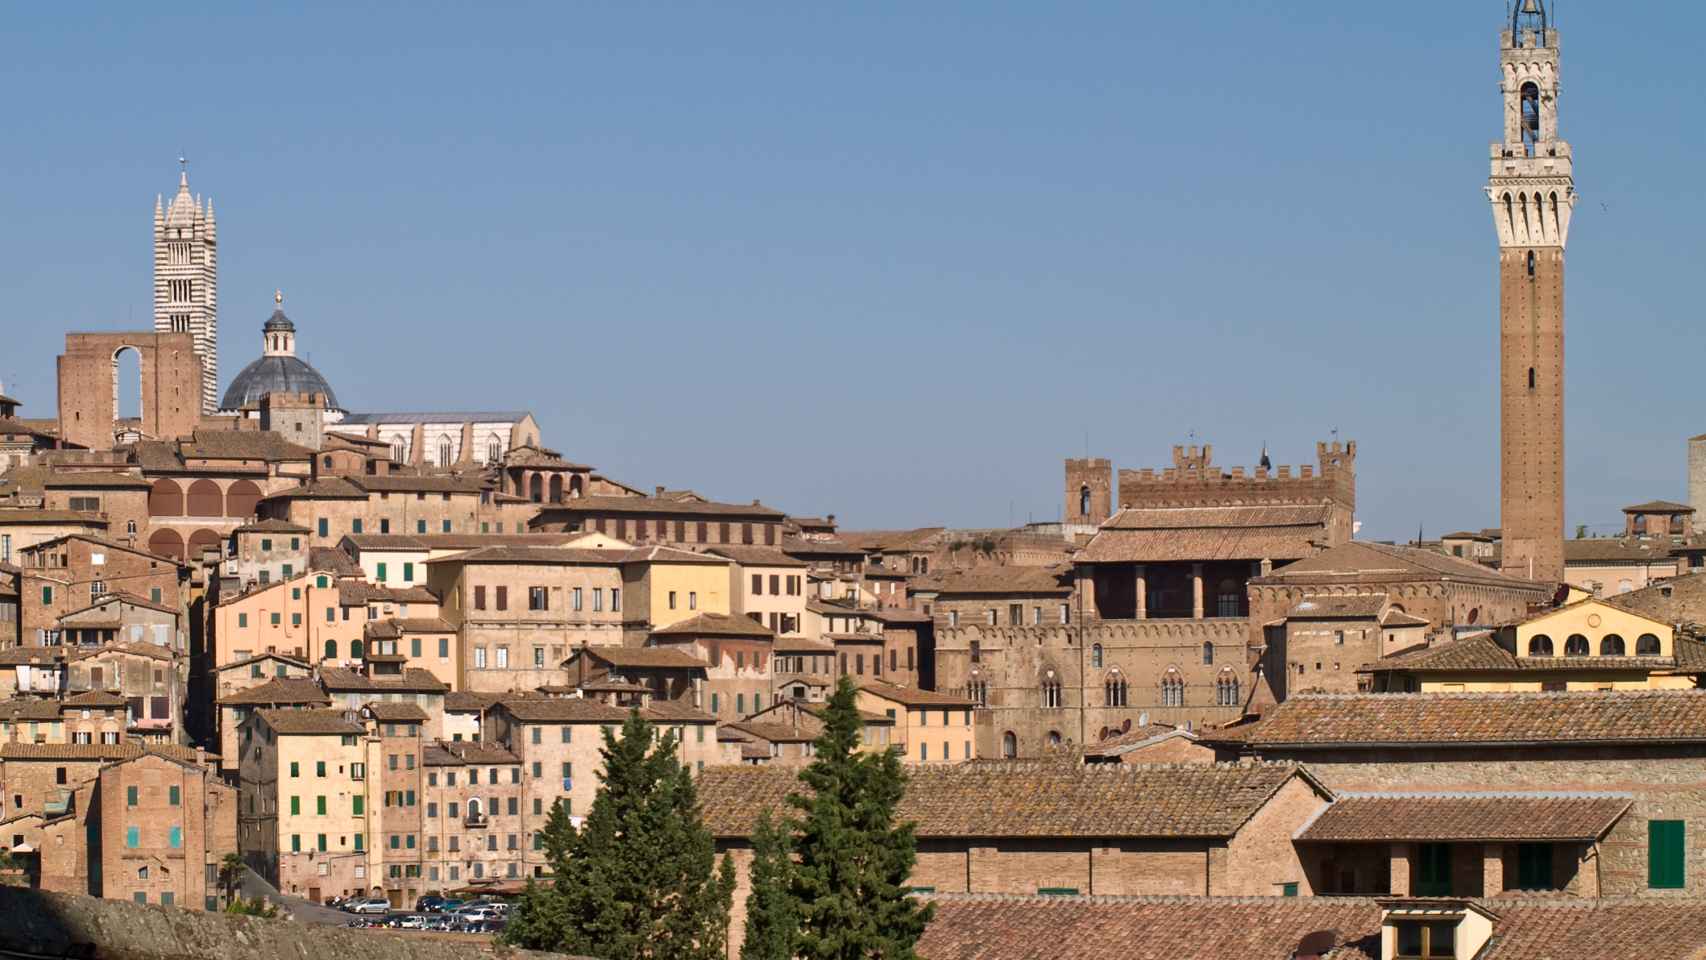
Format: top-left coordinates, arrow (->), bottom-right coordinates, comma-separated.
147,528 -> 185,560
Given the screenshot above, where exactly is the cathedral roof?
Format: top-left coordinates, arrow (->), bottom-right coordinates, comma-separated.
220,355 -> 340,413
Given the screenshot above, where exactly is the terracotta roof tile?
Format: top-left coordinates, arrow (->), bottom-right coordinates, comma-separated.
1080,505 -> 1332,564
857,680 -> 976,709
1226,690 -> 1706,748
363,701 -> 429,723
0,698 -> 67,721
257,707 -> 365,735
697,761 -> 1320,840
318,666 -> 447,693
232,518 -> 312,534
653,612 -> 774,639
1288,595 -> 1389,619
336,582 -> 438,606
41,472 -> 150,489
1297,793 -> 1632,842
916,895 -> 1381,960
444,691 -> 503,712
926,565 -> 1073,597
568,646 -> 710,670
701,545 -> 808,567
498,698 -> 631,723
0,742 -> 202,763
1256,542 -> 1544,588
1475,899 -> 1706,960
217,677 -> 330,706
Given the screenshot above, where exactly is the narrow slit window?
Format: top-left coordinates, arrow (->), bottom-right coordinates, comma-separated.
1528,367 -> 1536,390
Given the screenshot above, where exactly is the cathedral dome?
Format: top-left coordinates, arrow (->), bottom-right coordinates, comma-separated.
219,355 -> 340,413
218,292 -> 342,414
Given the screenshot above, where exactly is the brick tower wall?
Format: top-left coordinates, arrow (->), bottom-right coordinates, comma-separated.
1498,247 -> 1565,582
57,332 -> 203,451
1689,437 -> 1706,534
1065,458 -> 1113,525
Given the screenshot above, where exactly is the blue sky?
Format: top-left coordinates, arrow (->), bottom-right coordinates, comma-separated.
3,2 -> 1702,539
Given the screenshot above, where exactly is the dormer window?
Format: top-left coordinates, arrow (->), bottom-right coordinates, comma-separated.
1394,920 -> 1454,959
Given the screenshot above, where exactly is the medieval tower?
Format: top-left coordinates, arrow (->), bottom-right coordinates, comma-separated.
1489,0 -> 1574,582
154,163 -> 219,414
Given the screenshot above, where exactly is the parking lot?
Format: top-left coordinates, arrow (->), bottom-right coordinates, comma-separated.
329,895 -> 511,934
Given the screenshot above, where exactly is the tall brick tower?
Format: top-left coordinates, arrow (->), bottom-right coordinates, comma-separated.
154,160 -> 219,414
1489,0 -> 1575,582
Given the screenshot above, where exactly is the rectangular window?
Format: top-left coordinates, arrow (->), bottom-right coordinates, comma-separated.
669,591 -> 677,610
403,562 -> 414,582
376,562 -> 387,583
611,588 -> 621,612
475,586 -> 487,610
316,760 -> 326,777
238,612 -> 248,628
353,795 -> 364,815
169,826 -> 182,849
1516,843 -> 1556,891
752,574 -> 763,595
168,785 -> 180,806
529,586 -> 548,611
417,519 -> 427,534
439,637 -> 450,658
496,586 -> 508,610
126,825 -> 139,848
572,587 -> 583,611
290,796 -> 300,815
352,519 -> 362,534
1651,820 -> 1686,889
689,591 -> 697,610
126,786 -> 138,806
318,518 -> 329,538
497,646 -> 509,668
316,796 -> 327,815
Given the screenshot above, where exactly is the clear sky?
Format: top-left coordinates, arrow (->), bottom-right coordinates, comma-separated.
2,2 -> 1701,539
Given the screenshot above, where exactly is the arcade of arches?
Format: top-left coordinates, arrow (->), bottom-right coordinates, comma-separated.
145,477 -> 262,560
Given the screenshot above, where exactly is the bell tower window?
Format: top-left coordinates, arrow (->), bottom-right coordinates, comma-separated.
1520,82 -> 1541,156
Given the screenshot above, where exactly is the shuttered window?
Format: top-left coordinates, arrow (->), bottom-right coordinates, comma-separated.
1650,820 -> 1686,889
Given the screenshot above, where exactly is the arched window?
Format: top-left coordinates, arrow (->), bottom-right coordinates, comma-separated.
1104,673 -> 1128,708
1637,634 -> 1663,656
148,479 -> 184,517
324,639 -> 338,660
1079,485 -> 1091,518
390,438 -> 406,463
487,436 -> 502,464
1047,731 -> 1062,749
468,797 -> 483,820
1528,634 -> 1554,657
549,474 -> 564,504
1216,674 -> 1241,707
1202,641 -> 1214,665
1090,643 -> 1103,668
438,438 -> 453,467
569,475 -> 584,498
1001,732 -> 1017,759
1565,634 -> 1589,657
1161,670 -> 1185,708
350,639 -> 364,660
1600,634 -> 1625,657
1520,81 -> 1541,155
186,479 -> 223,518
529,474 -> 543,503
1040,677 -> 1063,709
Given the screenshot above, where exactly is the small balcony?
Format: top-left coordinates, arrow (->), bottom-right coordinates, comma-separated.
464,812 -> 488,828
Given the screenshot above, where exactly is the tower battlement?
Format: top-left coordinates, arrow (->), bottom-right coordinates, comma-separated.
1088,440 -> 1358,513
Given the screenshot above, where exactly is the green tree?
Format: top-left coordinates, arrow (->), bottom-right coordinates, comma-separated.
740,810 -> 800,960
505,710 -> 734,960
789,677 -> 933,960
217,852 -> 245,905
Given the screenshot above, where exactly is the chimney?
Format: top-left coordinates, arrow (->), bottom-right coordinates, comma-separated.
195,745 -> 206,768
655,486 -> 665,497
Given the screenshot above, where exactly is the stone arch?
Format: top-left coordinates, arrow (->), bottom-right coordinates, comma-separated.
1528,634 -> 1554,657
1600,634 -> 1625,657
185,479 -> 222,518
569,474 -> 584,498
485,433 -> 503,464
529,474 -> 543,503
549,474 -> 564,504
187,528 -> 221,560
1001,731 -> 1018,759
112,345 -> 144,423
1637,634 -> 1662,656
149,479 -> 184,517
225,479 -> 262,518
147,528 -> 184,560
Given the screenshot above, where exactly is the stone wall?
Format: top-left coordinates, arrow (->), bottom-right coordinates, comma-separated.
58,332 -> 203,451
0,884 -> 568,960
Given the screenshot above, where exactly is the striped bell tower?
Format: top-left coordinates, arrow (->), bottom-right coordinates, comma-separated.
153,159 -> 219,414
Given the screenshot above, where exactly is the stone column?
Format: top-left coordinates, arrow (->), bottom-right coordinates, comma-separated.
1191,564 -> 1204,619
1134,565 -> 1147,620
1482,843 -> 1505,897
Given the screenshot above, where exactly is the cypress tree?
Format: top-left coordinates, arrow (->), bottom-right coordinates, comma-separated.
505,710 -> 734,960
789,677 -> 933,960
740,810 -> 800,960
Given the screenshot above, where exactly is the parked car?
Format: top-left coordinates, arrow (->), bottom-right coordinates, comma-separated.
394,914 -> 427,930
349,897 -> 391,915
415,896 -> 445,913
424,916 -> 455,932
438,898 -> 465,914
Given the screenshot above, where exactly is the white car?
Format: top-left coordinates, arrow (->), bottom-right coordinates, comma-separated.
395,915 -> 427,929
350,898 -> 391,915
454,906 -> 499,923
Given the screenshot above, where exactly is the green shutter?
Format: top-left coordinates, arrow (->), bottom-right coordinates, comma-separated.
1650,820 -> 1686,889
376,562 -> 387,582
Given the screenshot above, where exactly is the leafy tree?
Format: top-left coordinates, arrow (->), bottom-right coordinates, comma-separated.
789,677 -> 933,960
505,710 -> 734,960
740,810 -> 800,960
224,896 -> 277,918
217,852 -> 245,904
